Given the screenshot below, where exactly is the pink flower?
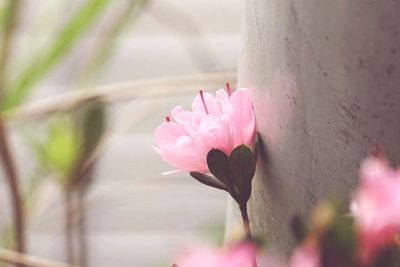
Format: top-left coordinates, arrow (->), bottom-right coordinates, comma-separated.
289,243 -> 320,267
174,243 -> 257,267
154,87 -> 256,173
351,156 -> 400,261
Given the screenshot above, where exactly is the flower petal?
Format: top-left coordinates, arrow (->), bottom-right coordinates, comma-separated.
229,88 -> 256,147
154,122 -> 187,147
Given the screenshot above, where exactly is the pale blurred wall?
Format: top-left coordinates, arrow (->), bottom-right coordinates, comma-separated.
12,0 -> 244,95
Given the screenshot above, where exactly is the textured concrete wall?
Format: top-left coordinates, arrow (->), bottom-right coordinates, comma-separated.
238,0 -> 400,254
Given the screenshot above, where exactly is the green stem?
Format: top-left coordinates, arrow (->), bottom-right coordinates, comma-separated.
64,189 -> 75,265
239,203 -> 251,239
77,187 -> 88,267
239,203 -> 258,267
0,117 -> 25,267
0,0 -> 21,102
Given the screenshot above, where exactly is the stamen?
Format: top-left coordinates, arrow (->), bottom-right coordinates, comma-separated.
165,116 -> 171,122
225,82 -> 231,96
199,90 -> 209,114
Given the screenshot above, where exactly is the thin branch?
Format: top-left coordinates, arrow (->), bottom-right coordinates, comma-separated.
0,1 -> 25,264
5,71 -> 236,125
0,117 -> 25,263
0,248 -> 76,267
64,189 -> 75,265
76,188 -> 87,267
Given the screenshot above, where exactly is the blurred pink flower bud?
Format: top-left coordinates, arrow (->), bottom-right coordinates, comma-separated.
174,243 -> 257,267
155,87 -> 256,173
351,156 -> 400,261
289,243 -> 320,267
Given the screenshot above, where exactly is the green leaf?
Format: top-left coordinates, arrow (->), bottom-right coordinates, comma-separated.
207,149 -> 231,186
42,117 -> 80,183
2,0 -> 110,110
229,144 -> 256,203
80,101 -> 106,159
320,214 -> 357,267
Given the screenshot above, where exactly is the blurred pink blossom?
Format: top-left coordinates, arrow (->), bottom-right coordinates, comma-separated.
351,156 -> 400,261
174,243 -> 257,267
154,87 -> 256,173
289,243 -> 320,267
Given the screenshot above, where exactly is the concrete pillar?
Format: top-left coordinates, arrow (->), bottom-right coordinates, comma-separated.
238,0 -> 400,254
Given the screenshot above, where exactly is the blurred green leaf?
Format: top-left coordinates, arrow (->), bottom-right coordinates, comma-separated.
0,0 -> 20,98
80,101 -> 106,159
2,0 -> 110,110
0,0 -> 19,46
0,1 -> 11,30
319,209 -> 358,267
41,117 -> 80,183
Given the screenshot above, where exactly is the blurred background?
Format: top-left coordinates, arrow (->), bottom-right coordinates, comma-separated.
0,0 -> 243,266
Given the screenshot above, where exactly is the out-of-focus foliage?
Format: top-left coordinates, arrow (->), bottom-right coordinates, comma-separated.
39,116 -> 80,184
78,100 -> 106,163
33,100 -> 106,187
2,0 -> 110,111
0,0 -> 148,263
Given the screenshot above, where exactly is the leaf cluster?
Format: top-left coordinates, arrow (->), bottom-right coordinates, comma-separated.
191,143 -> 257,207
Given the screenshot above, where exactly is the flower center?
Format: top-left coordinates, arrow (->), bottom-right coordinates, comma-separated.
165,116 -> 171,122
226,82 -> 231,96
199,90 -> 209,114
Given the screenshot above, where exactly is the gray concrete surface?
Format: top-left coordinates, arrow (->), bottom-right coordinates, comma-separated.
238,0 -> 400,255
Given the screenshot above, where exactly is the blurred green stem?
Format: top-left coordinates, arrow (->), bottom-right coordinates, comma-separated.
0,1 -> 25,266
3,0 -> 111,110
77,187 -> 88,267
64,189 -> 75,266
0,117 -> 25,267
0,0 -> 20,101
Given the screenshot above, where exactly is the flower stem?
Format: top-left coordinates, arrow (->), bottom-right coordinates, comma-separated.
239,203 -> 251,239
239,203 -> 258,267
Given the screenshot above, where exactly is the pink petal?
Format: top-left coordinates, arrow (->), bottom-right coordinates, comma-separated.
229,88 -> 256,147
154,122 -> 187,147
158,141 -> 207,172
172,106 -> 203,135
192,92 -> 222,116
352,157 -> 400,260
290,244 -> 319,267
